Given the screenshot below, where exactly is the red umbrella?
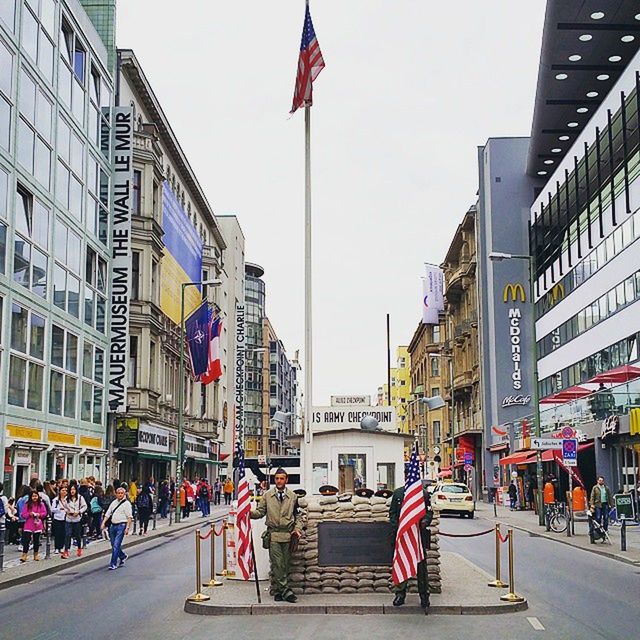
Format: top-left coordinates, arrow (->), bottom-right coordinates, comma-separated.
541,385 -> 592,404
592,365 -> 640,384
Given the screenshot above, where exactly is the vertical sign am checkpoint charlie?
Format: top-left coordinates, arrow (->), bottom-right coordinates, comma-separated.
108,108 -> 133,411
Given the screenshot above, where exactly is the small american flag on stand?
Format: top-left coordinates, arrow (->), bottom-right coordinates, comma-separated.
290,0 -> 325,114
236,443 -> 254,580
392,442 -> 427,585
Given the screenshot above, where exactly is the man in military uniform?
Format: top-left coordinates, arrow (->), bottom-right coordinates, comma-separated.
389,483 -> 433,610
250,468 -> 303,602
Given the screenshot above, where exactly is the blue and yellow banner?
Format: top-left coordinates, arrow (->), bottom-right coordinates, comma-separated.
160,182 -> 204,325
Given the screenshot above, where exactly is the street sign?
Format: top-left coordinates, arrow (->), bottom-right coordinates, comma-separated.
464,452 -> 474,465
257,454 -> 267,465
561,426 -> 576,439
531,437 -> 562,450
561,438 -> 578,467
464,463 -> 473,472
614,493 -> 635,520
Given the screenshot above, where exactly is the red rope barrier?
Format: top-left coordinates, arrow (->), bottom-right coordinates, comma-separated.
497,530 -> 510,544
213,524 -> 225,536
200,528 -> 213,541
439,528 -> 495,538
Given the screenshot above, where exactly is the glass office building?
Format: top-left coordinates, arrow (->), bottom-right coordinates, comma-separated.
0,0 -> 114,492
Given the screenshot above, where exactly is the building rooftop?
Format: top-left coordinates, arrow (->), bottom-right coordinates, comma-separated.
527,0 -> 640,177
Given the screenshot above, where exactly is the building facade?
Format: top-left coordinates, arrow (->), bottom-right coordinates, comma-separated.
407,317 -> 449,477
1,0 -> 116,493
114,49 -> 228,484
441,205 -> 482,493
390,346 -> 410,433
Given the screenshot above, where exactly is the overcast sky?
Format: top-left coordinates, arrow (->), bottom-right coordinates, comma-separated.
117,0 -> 546,405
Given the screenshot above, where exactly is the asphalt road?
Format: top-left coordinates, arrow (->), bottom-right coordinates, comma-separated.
0,510 -> 637,640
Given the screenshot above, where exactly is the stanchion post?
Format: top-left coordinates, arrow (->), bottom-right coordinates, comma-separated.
203,522 -> 223,587
566,490 -> 572,538
45,517 -> 51,559
132,504 -> 137,535
216,520 -> 228,577
487,524 -> 508,588
500,529 -> 525,603
0,521 -> 5,572
621,518 -> 627,552
187,529 -> 210,602
153,499 -> 157,532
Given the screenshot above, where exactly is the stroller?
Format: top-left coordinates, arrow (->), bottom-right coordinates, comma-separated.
588,509 -> 612,545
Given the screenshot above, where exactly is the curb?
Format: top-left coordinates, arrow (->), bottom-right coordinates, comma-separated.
183,599 -> 528,616
0,517 -> 214,591
497,520 -> 640,567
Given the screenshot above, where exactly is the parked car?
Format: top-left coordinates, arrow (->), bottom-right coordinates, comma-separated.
432,482 -> 475,518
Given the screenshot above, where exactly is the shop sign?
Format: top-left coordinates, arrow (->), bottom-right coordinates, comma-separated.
14,449 -> 32,465
48,431 -> 76,446
107,106 -> 133,412
7,424 -> 42,441
80,435 -> 104,449
501,394 -> 531,408
115,417 -> 139,448
614,493 -> 634,519
138,424 -> 170,453
601,416 -> 619,440
331,395 -> 371,406
185,435 -> 211,459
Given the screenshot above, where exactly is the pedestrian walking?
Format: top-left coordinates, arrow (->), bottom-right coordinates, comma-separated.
50,486 -> 68,553
19,489 -> 48,562
62,483 -> 87,558
589,475 -> 614,532
135,485 -> 153,535
89,486 -> 105,538
213,478 -> 222,506
508,481 -> 518,511
102,486 -> 133,570
128,478 -> 138,505
250,468 -> 303,603
223,478 -> 234,505
197,478 -> 211,517
0,482 -> 10,545
158,480 -> 170,518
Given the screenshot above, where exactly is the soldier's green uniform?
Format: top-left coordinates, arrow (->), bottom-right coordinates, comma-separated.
389,485 -> 432,604
250,486 -> 303,600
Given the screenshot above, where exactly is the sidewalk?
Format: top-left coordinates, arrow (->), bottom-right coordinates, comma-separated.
184,550 -> 528,616
0,505 -> 230,590
477,502 -> 640,565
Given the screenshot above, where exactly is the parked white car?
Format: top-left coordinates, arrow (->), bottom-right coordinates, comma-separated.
432,482 -> 475,518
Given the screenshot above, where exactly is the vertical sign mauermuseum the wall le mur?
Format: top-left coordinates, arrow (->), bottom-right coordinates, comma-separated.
108,107 -> 133,411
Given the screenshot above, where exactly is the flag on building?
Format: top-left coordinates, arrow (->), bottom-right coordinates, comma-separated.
185,301 -> 210,378
392,442 -> 426,585
290,0 -> 325,114
201,312 -> 222,385
422,265 -> 444,325
236,443 -> 254,580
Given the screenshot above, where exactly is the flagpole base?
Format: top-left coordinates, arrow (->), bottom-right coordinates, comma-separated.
487,580 -> 508,588
187,592 -> 211,602
203,579 -> 223,587
215,570 -> 227,577
500,592 -> 525,603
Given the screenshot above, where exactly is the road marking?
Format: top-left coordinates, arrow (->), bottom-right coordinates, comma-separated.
527,617 -> 545,631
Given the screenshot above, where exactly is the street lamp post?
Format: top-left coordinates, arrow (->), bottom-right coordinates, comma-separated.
489,251 -> 544,526
176,279 -> 221,524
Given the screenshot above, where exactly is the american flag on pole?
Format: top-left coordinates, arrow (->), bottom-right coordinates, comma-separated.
236,444 -> 254,580
290,1 -> 325,114
392,442 -> 427,585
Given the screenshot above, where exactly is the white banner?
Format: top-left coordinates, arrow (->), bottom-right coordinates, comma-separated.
422,265 -> 444,324
108,106 -> 133,411
138,423 -> 170,453
235,303 -> 246,449
311,406 -> 397,432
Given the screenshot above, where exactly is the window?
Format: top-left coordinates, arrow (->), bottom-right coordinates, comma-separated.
84,245 -> 107,332
376,463 -> 395,491
131,251 -> 140,300
88,64 -> 110,160
0,296 -> 4,373
81,341 -> 103,424
53,217 -> 81,317
86,153 -> 108,245
56,115 -> 83,218
0,166 -> 8,275
151,258 -> 159,304
0,41 -> 12,152
432,325 -> 441,343
430,357 -> 439,377
129,336 -> 138,386
13,185 -> 49,298
21,0 -> 55,82
8,303 -> 45,410
0,0 -> 16,31
312,463 -> 328,494
132,169 -> 141,215
49,324 -> 78,417
338,453 -> 367,493
433,420 -> 441,443
59,18 -> 85,122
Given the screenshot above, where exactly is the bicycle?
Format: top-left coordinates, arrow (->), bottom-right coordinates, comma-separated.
545,502 -> 568,533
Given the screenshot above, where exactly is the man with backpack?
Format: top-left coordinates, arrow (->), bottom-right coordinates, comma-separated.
197,478 -> 211,517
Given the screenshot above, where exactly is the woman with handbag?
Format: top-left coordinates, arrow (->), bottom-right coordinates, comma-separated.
62,483 -> 87,558
50,486 -> 68,554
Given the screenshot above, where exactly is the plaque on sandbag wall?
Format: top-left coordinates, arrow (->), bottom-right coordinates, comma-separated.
318,522 -> 394,566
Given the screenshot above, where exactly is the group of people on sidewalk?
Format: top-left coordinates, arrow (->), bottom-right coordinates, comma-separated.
0,473 -> 233,571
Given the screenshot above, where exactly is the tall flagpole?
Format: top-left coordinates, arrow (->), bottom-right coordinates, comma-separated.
303,104 -> 313,489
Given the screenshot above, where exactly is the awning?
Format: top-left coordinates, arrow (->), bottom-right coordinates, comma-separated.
488,443 -> 509,453
499,451 -> 535,466
541,385 -> 592,404
592,364 -> 640,384
138,452 -> 177,462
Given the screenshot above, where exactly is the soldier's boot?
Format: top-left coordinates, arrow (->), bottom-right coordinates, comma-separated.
420,593 -> 430,611
392,593 -> 405,607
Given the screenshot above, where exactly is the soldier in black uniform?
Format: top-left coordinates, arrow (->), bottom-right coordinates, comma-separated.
389,484 -> 433,610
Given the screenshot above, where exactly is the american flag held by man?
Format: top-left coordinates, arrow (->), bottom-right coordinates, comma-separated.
389,442 -> 433,611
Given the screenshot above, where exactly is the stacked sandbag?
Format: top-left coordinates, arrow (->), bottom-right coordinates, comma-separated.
286,494 -> 441,595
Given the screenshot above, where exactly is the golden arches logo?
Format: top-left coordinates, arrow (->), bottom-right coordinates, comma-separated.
503,283 -> 526,303
549,283 -> 565,304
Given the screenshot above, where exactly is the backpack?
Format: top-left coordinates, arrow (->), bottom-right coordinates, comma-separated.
200,484 -> 209,499
90,497 -> 102,514
0,497 -> 5,518
138,493 -> 151,510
